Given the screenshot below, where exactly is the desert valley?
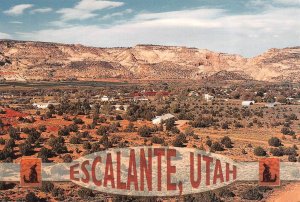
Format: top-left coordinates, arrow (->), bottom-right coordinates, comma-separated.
0,40 -> 300,201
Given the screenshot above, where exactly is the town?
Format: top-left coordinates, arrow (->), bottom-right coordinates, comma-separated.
0,80 -> 300,201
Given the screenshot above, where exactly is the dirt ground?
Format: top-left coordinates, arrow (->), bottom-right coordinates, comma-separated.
266,182 -> 300,202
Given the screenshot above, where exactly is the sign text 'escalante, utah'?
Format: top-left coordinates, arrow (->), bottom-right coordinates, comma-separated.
67,147 -> 237,196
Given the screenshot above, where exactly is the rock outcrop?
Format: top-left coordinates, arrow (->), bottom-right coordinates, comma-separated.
0,40 -> 299,82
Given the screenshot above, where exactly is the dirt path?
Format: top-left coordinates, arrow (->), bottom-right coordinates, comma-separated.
266,182 -> 300,202
196,132 -> 295,147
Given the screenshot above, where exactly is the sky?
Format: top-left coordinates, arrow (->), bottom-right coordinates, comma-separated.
0,0 -> 299,57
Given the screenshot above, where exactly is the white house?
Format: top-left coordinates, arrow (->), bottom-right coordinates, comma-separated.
204,94 -> 214,102
133,97 -> 149,102
101,96 -> 114,102
265,102 -> 280,108
242,100 -> 255,107
113,104 -> 129,111
32,101 -> 60,109
188,91 -> 199,97
152,113 -> 175,125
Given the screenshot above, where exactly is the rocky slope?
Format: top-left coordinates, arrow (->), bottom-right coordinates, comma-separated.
0,40 -> 299,82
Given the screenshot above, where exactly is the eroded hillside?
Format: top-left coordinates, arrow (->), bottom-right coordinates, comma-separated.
0,40 -> 299,82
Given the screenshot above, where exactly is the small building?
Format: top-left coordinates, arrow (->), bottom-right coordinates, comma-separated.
32,101 -> 60,109
188,91 -> 199,97
204,94 -> 214,102
113,104 -> 129,111
265,102 -> 280,108
133,97 -> 149,102
152,113 -> 175,125
101,96 -> 114,102
242,100 -> 255,107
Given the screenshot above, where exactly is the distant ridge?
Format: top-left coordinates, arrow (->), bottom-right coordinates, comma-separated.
0,40 -> 299,82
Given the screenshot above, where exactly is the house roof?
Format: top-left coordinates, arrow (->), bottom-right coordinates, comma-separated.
153,113 -> 175,121
242,101 -> 255,105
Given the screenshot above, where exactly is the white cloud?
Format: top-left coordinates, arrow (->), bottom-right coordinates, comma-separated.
100,8 -> 132,20
17,7 -> 300,57
31,8 -> 53,14
57,0 -> 124,21
10,21 -> 23,24
248,0 -> 300,7
0,32 -> 12,39
49,21 -> 71,28
273,0 -> 300,6
4,4 -> 33,16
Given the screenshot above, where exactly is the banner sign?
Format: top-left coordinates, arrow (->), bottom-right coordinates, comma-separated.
0,147 -> 299,196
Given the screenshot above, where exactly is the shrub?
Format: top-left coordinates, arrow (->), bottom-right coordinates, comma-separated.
53,144 -> 68,154
5,139 -> 15,149
138,125 -> 152,137
83,142 -> 91,150
211,142 -> 224,151
191,117 -> 216,128
97,126 -> 109,136
51,187 -> 64,197
68,124 -> 79,132
218,188 -> 235,198
206,139 -> 212,147
69,136 -> 82,144
281,127 -> 295,135
58,127 -> 70,136
124,122 -> 135,132
242,149 -> 247,154
0,182 -> 7,190
62,154 -> 72,163
289,113 -> 298,120
19,141 -> 32,156
27,129 -> 41,144
234,122 -> 244,128
221,122 -> 229,129
268,137 -> 281,147
100,134 -> 112,149
242,187 -> 263,200
293,144 -> 298,150
116,115 -> 123,120
186,192 -> 222,202
0,138 -> 5,145
8,127 -> 20,140
41,182 -> 54,193
48,136 -> 65,147
221,136 -> 233,148
184,127 -> 195,136
270,147 -> 284,156
165,118 -> 175,131
172,134 -> 186,147
254,146 -> 266,156
73,118 -> 84,124
0,148 -> 14,161
151,136 -> 165,144
78,188 -> 94,199
25,192 -> 39,202
109,123 -> 119,133
171,127 -> 180,134
38,147 -> 53,162
38,125 -> 47,132
288,154 -> 297,162
283,147 -> 297,155
258,186 -> 273,192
